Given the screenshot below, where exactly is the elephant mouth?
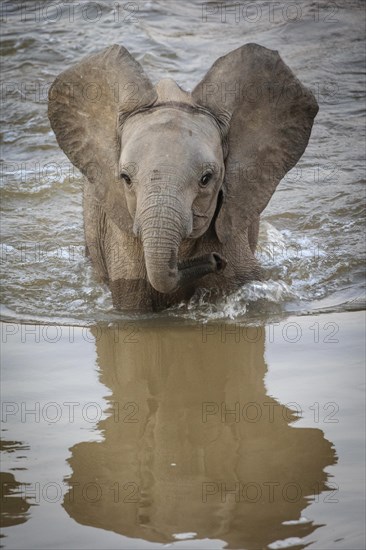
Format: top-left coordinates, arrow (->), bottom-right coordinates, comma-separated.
176,252 -> 227,282
144,247 -> 227,295
177,252 -> 226,273
212,253 -> 227,272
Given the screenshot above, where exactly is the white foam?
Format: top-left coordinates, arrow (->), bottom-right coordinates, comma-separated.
268,537 -> 303,549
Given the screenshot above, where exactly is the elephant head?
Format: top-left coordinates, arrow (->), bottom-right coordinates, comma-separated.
48,44 -> 318,294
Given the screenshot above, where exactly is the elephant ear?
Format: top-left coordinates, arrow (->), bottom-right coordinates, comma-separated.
48,44 -> 157,231
192,43 -> 318,243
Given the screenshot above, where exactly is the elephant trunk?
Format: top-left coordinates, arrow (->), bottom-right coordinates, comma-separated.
138,194 -> 226,294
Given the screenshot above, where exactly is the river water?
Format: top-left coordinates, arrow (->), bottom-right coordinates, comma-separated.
1,1 -> 365,549
1,0 -> 365,324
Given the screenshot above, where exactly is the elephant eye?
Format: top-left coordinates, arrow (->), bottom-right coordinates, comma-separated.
200,171 -> 213,187
120,171 -> 132,186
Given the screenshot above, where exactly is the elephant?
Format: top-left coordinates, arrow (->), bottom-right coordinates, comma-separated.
48,43 -> 318,311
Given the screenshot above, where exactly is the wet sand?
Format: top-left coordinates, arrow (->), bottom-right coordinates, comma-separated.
1,310 -> 365,549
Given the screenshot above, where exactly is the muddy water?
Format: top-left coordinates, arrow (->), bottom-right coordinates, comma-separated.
1,312 -> 365,549
1,0 -> 365,323
1,0 -> 365,548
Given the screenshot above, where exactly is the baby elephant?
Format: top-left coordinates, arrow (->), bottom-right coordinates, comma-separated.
48,43 -> 318,311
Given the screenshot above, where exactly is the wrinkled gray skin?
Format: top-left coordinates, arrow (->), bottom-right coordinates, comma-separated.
49,43 -> 318,311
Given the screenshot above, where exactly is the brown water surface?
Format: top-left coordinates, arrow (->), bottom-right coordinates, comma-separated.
1,312 -> 365,549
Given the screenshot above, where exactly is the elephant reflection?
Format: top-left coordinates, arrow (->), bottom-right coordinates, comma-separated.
63,324 -> 336,549
1,440 -> 33,531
